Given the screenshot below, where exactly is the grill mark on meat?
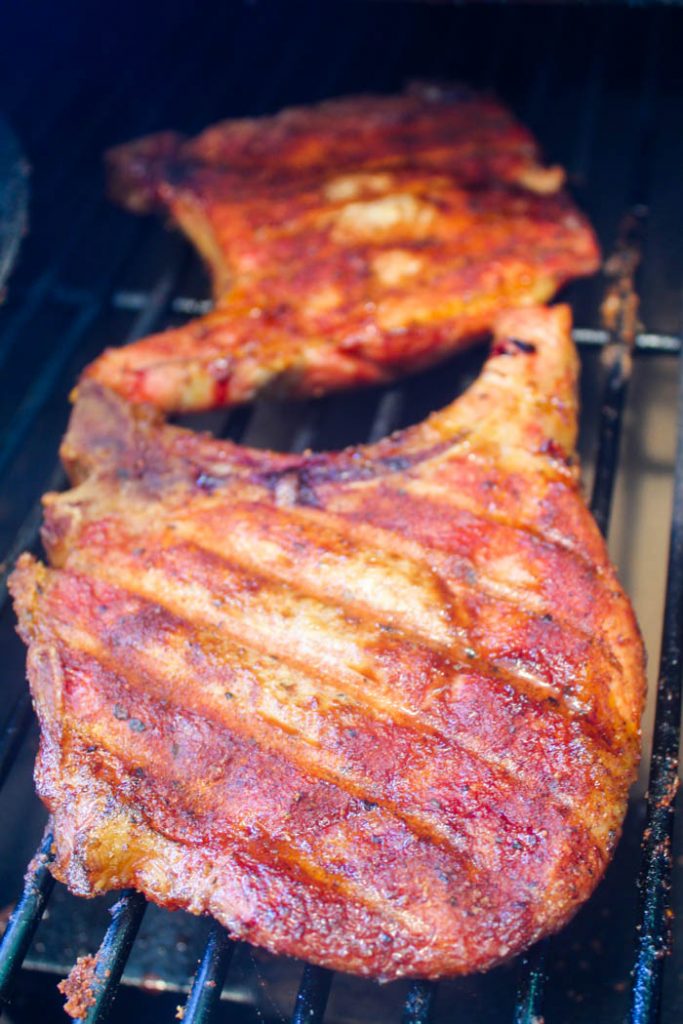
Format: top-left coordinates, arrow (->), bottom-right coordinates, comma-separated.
58,448 -> 618,677
57,525 -> 625,748
164,504 -> 628,732
43,740 -> 596,978
56,734 -> 445,941
42,552 -> 626,856
52,645 -> 599,941
167,494 -> 629,690
36,567 -> 625,854
51,562 -> 629,774
33,578 -> 610,926
170,520 -> 630,741
314,489 -> 635,673
395,470 -> 603,564
263,459 -> 601,570
59,635 -> 569,866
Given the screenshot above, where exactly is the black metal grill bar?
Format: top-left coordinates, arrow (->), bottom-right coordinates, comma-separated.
180,922 -> 234,1024
111,289 -> 683,355
0,692 -> 32,793
512,948 -> 546,1024
589,344 -> 631,537
0,830 -> 55,1000
402,981 -> 437,1024
77,892 -> 147,1024
290,965 -> 334,1024
590,208 -> 646,535
573,328 -> 681,355
0,860 -> 145,1021
629,329 -> 683,1022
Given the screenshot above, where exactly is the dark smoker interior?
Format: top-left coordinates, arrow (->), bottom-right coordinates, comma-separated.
1,1 -> 683,1022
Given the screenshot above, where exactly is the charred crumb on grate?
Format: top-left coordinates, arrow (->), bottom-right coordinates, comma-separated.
58,953 -> 99,1019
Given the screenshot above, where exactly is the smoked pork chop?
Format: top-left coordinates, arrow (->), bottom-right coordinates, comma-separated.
87,85 -> 600,412
11,306 -> 644,980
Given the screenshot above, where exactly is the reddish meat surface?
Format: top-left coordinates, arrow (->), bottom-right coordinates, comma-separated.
87,85 -> 601,412
11,306 -> 644,981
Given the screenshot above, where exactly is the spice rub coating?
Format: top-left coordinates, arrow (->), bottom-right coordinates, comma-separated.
12,306 -> 644,980
90,85 -> 600,412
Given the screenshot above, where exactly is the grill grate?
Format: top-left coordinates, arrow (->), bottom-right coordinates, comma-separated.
0,3 -> 682,1023
182,923 -> 235,1024
629,352 -> 683,1023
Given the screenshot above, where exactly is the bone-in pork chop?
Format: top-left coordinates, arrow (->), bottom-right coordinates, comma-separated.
87,85 -> 600,412
11,306 -> 644,980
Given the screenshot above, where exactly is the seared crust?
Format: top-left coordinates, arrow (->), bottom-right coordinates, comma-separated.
89,85 -> 600,413
11,306 -> 645,980
106,83 -> 569,209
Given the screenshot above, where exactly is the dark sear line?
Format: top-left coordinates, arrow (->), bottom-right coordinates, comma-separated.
48,736 -> 550,978
54,639 -> 595,942
166,490 -> 631,690
58,653 -> 477,912
32,577 -> 609,959
54,517 -> 628,754
50,735 -> 459,974
38,564 -> 622,857
55,463 -> 632,739
165,499 -> 634,744
59,556 -> 630,779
